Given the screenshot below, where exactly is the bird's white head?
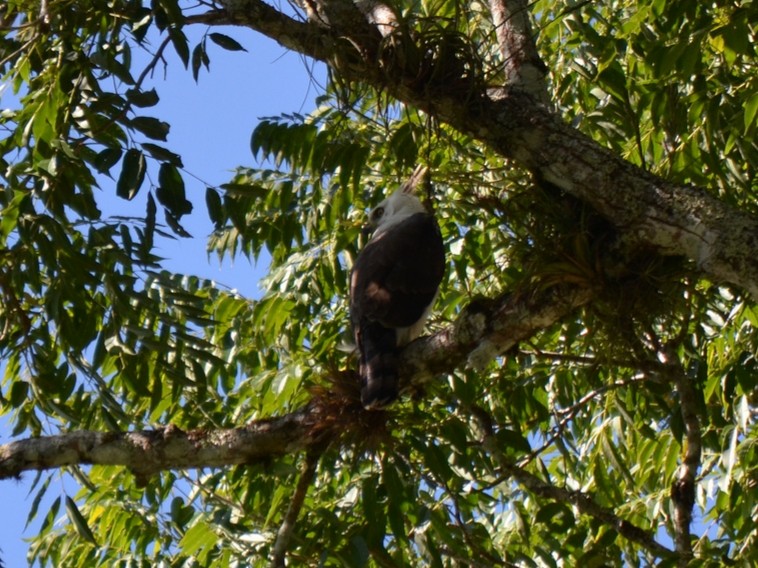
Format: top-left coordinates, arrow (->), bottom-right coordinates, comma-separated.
366,190 -> 426,237
366,166 -> 429,238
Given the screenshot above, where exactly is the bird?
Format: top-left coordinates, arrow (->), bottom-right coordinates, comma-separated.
349,167 -> 445,409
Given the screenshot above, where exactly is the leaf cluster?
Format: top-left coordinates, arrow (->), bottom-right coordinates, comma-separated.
534,0 -> 758,201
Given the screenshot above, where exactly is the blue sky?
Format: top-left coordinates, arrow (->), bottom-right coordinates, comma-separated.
0,24 -> 325,566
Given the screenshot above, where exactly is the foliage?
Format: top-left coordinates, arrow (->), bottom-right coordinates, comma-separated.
1,0 -> 757,566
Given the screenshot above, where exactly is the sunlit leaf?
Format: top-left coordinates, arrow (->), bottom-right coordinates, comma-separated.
65,496 -> 98,545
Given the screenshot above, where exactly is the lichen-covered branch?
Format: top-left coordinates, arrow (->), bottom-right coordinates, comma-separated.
1,283 -> 591,479
0,411 -> 315,481
400,283 -> 594,383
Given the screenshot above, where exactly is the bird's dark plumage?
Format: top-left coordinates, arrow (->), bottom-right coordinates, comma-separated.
350,184 -> 445,409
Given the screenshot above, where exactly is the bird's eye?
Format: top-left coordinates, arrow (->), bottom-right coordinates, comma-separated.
371,206 -> 385,220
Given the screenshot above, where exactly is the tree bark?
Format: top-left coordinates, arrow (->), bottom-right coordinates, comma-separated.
0,411 -> 313,482
488,0 -> 549,101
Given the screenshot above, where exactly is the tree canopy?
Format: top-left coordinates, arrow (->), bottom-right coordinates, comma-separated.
1,0 -> 757,566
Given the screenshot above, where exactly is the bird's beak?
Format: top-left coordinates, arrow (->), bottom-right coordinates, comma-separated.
401,165 -> 429,195
361,223 -> 374,238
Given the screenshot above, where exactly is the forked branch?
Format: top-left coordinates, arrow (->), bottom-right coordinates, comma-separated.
200,1 -> 758,298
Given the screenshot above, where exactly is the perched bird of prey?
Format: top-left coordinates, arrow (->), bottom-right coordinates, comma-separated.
350,167 -> 445,409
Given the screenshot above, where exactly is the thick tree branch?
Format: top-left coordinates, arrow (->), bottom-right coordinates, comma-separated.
195,2 -> 758,298
0,410 -> 316,481
400,284 -> 595,384
477,99 -> 758,299
0,283 -> 592,479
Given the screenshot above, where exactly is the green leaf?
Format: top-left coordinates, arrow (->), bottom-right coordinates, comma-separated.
495,428 -> 532,455
156,163 -> 192,218
116,148 -> 147,200
164,210 -> 192,237
206,186 -> 224,228
93,147 -> 124,175
390,122 -> 418,169
130,116 -> 170,141
170,497 -> 195,528
0,190 -> 26,246
40,496 -> 61,534
25,473 -> 51,529
179,520 -> 218,560
744,92 -> 758,134
157,0 -> 184,24
381,461 -> 407,543
126,88 -> 160,108
142,143 -> 184,167
209,33 -> 247,52
169,27 -> 190,68
9,380 -> 29,407
597,62 -> 628,102
65,496 -> 98,545
192,41 -> 210,82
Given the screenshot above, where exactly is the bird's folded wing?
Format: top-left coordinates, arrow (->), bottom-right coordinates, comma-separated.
350,212 -> 444,328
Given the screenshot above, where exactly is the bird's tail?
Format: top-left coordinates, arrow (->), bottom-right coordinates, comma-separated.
358,322 -> 399,409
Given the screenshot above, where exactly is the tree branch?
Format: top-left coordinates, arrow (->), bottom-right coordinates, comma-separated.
353,0 -> 398,37
0,410 -> 316,482
488,0 -> 548,101
519,375 -> 650,467
270,448 -> 323,567
0,283 -> 592,479
665,346 -> 702,564
468,405 -> 676,560
188,2 -> 333,62
400,284 -> 595,384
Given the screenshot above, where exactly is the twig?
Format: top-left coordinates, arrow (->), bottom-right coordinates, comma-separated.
518,374 -> 649,467
0,35 -> 37,68
433,464 -> 510,566
664,345 -> 701,565
135,35 -> 172,90
270,448 -> 323,567
520,345 -> 666,374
